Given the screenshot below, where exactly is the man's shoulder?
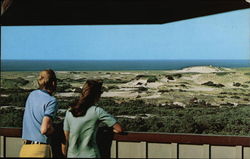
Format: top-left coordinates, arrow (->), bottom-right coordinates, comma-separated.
49,95 -> 57,101
30,89 -> 39,94
30,90 -> 56,101
30,89 -> 45,95
28,90 -> 40,97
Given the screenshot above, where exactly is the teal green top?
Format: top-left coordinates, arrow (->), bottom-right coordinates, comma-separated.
63,106 -> 117,158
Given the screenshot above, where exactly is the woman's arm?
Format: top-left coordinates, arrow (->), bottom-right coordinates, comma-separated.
113,123 -> 123,133
62,131 -> 70,157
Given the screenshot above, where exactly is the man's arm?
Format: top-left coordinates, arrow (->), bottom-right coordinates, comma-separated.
40,116 -> 54,135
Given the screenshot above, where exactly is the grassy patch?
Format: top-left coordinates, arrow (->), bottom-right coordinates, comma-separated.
1,78 -> 29,89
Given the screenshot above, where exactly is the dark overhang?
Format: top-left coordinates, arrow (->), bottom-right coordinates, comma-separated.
1,0 -> 249,26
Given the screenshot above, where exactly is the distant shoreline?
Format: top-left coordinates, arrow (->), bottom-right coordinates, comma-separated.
1,59 -> 250,71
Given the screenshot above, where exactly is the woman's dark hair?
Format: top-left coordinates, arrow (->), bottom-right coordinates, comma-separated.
70,79 -> 103,117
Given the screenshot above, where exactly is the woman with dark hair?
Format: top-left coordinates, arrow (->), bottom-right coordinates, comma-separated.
62,79 -> 123,158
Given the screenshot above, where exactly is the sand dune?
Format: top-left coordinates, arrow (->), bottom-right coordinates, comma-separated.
175,66 -> 227,73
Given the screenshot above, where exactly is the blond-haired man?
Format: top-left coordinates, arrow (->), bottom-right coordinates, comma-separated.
19,69 -> 58,157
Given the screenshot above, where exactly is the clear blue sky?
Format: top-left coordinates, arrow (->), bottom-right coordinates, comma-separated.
1,9 -> 250,60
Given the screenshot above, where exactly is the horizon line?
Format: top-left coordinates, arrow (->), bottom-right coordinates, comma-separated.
2,59 -> 250,61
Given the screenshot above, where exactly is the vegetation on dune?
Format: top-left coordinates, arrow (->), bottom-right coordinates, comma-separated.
107,85 -> 119,90
136,74 -> 155,78
165,75 -> 174,80
58,77 -> 86,83
202,81 -> 225,88
1,69 -> 250,136
56,82 -> 72,92
147,76 -> 158,83
56,96 -> 77,109
103,78 -> 130,84
0,88 -> 30,107
1,77 -> 29,88
98,98 -> 250,135
0,108 -> 24,127
137,87 -> 148,92
214,72 -> 228,76
2,96 -> 249,135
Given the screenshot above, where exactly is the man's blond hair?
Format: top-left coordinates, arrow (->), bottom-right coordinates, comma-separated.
37,69 -> 57,91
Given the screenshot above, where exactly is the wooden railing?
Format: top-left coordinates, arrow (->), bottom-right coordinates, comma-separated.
1,127 -> 250,158
114,131 -> 250,146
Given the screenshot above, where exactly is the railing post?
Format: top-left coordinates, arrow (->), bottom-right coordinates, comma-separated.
171,143 -> 178,159
141,141 -> 147,158
242,146 -> 245,159
3,136 -> 6,158
145,142 -> 148,159
177,143 -> 179,159
115,140 -> 118,159
203,144 -> 210,159
235,146 -> 243,159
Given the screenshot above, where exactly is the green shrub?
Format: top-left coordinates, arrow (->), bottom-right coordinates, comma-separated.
136,75 -> 157,80
1,90 -> 250,136
138,87 -> 148,92
173,74 -> 182,78
1,78 -> 29,88
215,72 -> 230,76
103,78 -> 129,84
0,108 -> 24,127
107,85 -> 119,90
242,85 -> 249,88
147,76 -> 158,83
233,82 -> 241,87
202,81 -> 224,88
57,83 -> 72,92
165,75 -> 174,80
1,91 -> 29,107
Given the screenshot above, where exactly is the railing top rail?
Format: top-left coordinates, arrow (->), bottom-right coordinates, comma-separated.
0,127 -> 249,146
0,127 -> 22,137
114,131 -> 250,146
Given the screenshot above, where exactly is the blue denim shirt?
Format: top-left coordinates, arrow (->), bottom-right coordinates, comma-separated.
22,90 -> 58,143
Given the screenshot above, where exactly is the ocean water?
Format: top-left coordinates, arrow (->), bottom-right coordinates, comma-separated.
1,60 -> 250,71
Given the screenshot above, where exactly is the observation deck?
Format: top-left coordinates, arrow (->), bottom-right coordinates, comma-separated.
1,127 -> 249,158
1,0 -> 250,158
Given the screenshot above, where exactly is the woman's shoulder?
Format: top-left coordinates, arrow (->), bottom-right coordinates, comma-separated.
87,105 -> 104,114
65,108 -> 71,111
91,106 -> 110,116
65,108 -> 72,116
91,105 -> 103,110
